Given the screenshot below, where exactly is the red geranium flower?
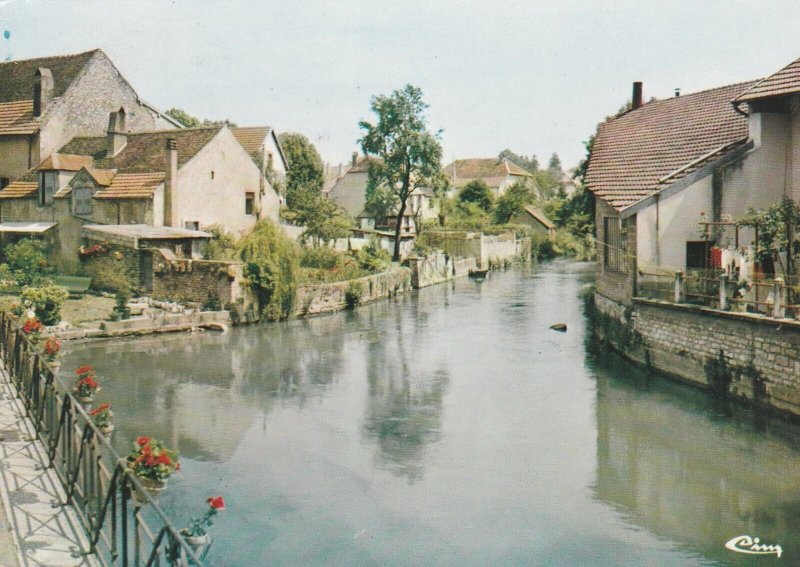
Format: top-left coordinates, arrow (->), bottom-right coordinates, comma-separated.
135,436 -> 151,447
75,365 -> 94,376
207,496 -> 225,511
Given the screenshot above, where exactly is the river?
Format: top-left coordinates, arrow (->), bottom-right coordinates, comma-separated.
62,262 -> 800,566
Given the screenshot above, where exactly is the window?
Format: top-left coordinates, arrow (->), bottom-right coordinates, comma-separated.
73,187 -> 93,215
0,178 -> 8,190
267,153 -> 274,170
39,171 -> 57,206
686,241 -> 714,270
428,198 -> 434,209
210,171 -> 215,180
245,192 -> 255,215
603,216 -> 626,272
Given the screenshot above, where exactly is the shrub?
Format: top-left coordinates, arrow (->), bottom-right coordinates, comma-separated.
458,180 -> 494,212
202,225 -> 238,261
357,239 -> 391,273
112,288 -> 131,320
300,246 -> 341,270
238,219 -> 300,321
345,280 -> 364,308
3,238 -> 52,286
202,293 -> 222,312
20,285 -> 69,326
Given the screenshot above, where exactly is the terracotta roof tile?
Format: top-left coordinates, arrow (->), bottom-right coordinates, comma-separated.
0,100 -> 39,135
0,181 -> 37,199
95,173 -> 165,199
522,205 -> 555,229
0,50 -> 98,104
59,127 -> 221,173
231,126 -> 270,157
735,57 -> 800,103
586,81 -> 757,211
38,153 -> 94,171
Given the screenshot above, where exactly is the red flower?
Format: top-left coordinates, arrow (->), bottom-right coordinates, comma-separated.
135,436 -> 151,448
156,453 -> 172,466
75,365 -> 94,376
22,319 -> 42,334
90,403 -> 111,416
207,496 -> 225,511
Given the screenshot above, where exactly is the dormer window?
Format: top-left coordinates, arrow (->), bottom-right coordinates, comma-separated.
39,171 -> 57,207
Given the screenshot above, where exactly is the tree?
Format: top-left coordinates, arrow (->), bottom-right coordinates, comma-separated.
292,191 -> 352,245
458,180 -> 493,211
165,108 -> 200,128
238,219 -> 300,321
493,181 -> 536,224
278,132 -> 325,209
359,85 -> 444,261
547,153 -> 562,179
499,149 -> 538,173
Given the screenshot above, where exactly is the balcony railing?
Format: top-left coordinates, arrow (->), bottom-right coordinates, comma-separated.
0,311 -> 204,566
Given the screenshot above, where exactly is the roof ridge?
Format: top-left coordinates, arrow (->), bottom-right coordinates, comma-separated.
0,48 -> 101,67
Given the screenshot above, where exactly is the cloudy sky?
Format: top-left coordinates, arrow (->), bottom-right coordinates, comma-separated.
3,0 -> 800,169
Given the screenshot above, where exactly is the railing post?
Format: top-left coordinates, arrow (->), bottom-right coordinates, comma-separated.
674,271 -> 685,303
774,278 -> 786,319
719,273 -> 729,310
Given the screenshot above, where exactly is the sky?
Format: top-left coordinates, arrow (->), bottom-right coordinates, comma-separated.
3,0 -> 800,170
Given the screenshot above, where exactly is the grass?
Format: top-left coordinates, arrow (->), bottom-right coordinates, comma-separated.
0,293 -> 115,328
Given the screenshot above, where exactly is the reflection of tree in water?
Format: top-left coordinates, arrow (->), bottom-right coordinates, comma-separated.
362,304 -> 449,484
62,317 -> 348,462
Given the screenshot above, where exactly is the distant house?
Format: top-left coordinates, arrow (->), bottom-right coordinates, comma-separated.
442,157 -> 537,198
511,205 -> 555,238
0,110 -> 280,274
325,152 -> 438,232
0,49 -> 175,187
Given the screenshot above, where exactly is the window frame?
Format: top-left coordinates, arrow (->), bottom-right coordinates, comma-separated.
245,192 -> 255,216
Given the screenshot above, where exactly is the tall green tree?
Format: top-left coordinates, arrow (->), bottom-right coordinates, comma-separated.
278,132 -> 325,208
359,85 -> 444,261
498,149 -> 539,173
493,181 -> 537,224
458,179 -> 493,212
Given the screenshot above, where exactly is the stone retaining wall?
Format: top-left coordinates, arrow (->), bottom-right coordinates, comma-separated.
407,252 -> 477,288
594,292 -> 800,416
294,267 -> 412,316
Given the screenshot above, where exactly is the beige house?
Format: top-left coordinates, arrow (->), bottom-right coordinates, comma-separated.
442,157 -> 536,198
0,110 -> 280,274
511,205 -> 555,238
232,126 -> 289,185
586,62 -> 800,304
325,153 -> 439,232
0,49 -> 175,187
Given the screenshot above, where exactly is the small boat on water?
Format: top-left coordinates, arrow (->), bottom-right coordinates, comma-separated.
469,268 -> 489,279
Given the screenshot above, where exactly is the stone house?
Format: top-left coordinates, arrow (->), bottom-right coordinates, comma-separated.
325,153 -> 439,232
0,110 -> 281,277
442,157 -> 537,198
0,49 -> 175,187
232,126 -> 289,187
511,205 -> 556,238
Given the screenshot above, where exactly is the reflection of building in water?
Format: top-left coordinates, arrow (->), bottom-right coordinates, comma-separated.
362,306 -> 449,483
592,359 -> 800,562
66,319 -> 349,462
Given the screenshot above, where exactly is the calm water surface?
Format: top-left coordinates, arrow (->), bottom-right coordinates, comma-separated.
63,262 -> 800,566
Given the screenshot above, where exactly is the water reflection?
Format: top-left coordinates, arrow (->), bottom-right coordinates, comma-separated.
591,349 -> 800,564
62,314 -> 350,462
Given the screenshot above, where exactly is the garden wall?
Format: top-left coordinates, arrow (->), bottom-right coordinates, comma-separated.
407,252 -> 477,288
594,292 -> 800,417
294,267 -> 412,316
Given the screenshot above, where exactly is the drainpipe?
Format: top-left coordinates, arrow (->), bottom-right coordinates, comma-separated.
654,194 -> 660,265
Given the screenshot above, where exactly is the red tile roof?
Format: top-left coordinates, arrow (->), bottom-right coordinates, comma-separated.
522,205 -> 555,229
94,173 -> 165,199
38,153 -> 94,171
0,181 -> 37,199
735,56 -> 800,103
586,81 -> 757,211
0,100 -> 38,135
232,127 -> 270,156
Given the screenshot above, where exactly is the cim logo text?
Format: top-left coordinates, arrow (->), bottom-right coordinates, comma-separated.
725,535 -> 782,558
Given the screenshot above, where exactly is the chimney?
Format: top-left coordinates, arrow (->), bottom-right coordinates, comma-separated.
164,138 -> 178,227
674,88 -> 681,98
352,152 -> 358,167
106,108 -> 127,157
632,81 -> 643,110
33,68 -> 54,117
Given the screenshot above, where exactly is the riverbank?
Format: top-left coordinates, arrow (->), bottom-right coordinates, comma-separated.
592,290 -> 800,419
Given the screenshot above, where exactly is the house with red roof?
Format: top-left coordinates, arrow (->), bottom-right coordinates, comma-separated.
585,65 -> 800,304
442,157 -> 537,198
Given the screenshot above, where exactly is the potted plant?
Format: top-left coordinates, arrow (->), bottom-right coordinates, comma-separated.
21,317 -> 43,344
90,403 -> 114,436
72,365 -> 101,405
179,496 -> 226,556
42,337 -> 61,370
127,436 -> 179,505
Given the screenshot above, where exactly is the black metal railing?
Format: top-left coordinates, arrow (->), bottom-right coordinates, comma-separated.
0,311 -> 205,566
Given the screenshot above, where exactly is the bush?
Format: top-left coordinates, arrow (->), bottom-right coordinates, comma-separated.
238,219 -> 300,321
458,180 -> 493,212
345,280 -> 364,308
20,284 -> 69,326
3,238 -> 52,286
202,225 -> 238,261
112,288 -> 131,320
300,246 -> 341,270
357,239 -> 391,273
